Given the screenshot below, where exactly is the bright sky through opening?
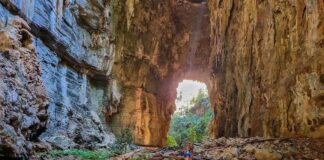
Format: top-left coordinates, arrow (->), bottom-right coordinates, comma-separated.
175,80 -> 208,112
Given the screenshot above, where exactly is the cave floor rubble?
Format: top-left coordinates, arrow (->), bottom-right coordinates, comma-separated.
31,137 -> 324,160
111,137 -> 324,160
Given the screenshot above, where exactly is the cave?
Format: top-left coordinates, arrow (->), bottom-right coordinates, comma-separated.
106,0 -> 213,146
0,0 -> 323,159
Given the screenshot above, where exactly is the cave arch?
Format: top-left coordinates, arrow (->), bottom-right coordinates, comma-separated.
107,0 -> 217,146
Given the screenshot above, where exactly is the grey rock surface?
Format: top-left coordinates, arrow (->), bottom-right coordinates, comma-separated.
0,14 -> 49,158
0,0 -> 116,158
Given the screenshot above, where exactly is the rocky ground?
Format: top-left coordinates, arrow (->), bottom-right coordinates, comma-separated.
110,137 -> 324,160
31,137 -> 324,160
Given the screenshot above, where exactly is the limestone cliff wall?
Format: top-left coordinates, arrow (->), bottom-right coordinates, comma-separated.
109,0 -> 323,146
108,0 -> 178,146
108,0 -> 211,146
208,0 -> 324,138
0,15 -> 48,158
0,0 -> 117,158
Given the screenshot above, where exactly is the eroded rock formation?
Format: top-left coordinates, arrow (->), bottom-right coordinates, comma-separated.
0,16 -> 48,158
0,0 -> 323,158
108,0 -> 324,146
108,0 -> 211,146
0,0 -> 116,158
207,0 -> 324,139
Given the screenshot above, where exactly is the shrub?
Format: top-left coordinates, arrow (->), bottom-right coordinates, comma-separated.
167,135 -> 178,147
50,149 -> 116,160
47,128 -> 135,159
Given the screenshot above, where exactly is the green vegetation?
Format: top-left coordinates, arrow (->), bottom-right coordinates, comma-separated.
45,128 -> 134,160
168,89 -> 213,145
167,135 -> 178,147
50,149 -> 116,160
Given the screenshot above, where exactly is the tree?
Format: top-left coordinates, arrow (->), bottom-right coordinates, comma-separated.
168,88 -> 212,145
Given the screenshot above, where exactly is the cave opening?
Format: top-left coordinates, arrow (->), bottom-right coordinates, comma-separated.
167,80 -> 213,146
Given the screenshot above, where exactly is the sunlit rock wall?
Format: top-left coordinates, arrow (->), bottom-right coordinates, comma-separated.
108,0 -> 177,147
208,0 -> 324,139
108,0 -> 211,146
110,0 -> 323,146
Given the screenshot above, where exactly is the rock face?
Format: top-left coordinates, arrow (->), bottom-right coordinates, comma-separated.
207,0 -> 324,138
109,0 -> 323,146
0,16 -> 49,158
0,0 -> 116,158
108,0 -> 211,146
0,0 -> 323,158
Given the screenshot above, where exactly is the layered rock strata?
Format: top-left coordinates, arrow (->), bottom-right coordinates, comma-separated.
0,0 -> 117,157
0,15 -> 48,158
